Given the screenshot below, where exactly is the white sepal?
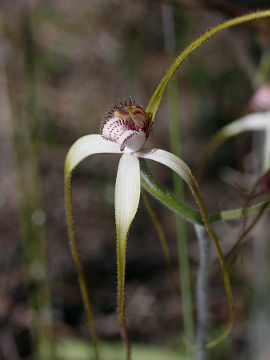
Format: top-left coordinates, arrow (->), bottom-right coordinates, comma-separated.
137,148 -> 193,187
64,134 -> 121,179
115,153 -> 141,252
222,111 -> 270,137
114,154 -> 141,329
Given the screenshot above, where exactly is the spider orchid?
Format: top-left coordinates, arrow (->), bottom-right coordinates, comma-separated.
64,98 -> 232,359
64,10 -> 270,360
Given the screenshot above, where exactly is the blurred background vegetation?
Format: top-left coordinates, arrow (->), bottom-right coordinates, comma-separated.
1,0 -> 270,359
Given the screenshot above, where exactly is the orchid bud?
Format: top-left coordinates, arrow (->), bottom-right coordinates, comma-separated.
250,84 -> 270,111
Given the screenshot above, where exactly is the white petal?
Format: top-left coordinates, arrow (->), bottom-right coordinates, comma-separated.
64,134 -> 121,178
137,148 -> 193,186
223,111 -> 270,136
115,153 -> 141,252
197,111 -> 270,179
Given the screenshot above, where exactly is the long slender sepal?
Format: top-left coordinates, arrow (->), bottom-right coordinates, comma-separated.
146,11 -> 270,123
64,134 -> 121,360
115,154 -> 141,360
64,134 -> 121,176
140,160 -> 202,224
137,148 -> 233,348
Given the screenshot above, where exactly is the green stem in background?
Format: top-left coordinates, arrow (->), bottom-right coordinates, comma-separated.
226,200 -> 270,267
146,10 -> 270,123
64,175 -> 100,360
209,202 -> 270,224
161,2 -> 194,347
3,9 -> 54,359
141,190 -> 180,293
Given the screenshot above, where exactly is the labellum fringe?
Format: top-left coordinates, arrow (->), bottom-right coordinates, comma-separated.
100,98 -> 151,153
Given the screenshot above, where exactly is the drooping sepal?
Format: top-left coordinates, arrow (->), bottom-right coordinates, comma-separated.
115,153 -> 141,359
64,134 -> 121,180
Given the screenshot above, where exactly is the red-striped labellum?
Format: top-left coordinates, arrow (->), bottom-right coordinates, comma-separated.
100,99 -> 151,153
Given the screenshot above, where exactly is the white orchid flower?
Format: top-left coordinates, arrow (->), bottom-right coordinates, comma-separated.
64,98 -> 232,359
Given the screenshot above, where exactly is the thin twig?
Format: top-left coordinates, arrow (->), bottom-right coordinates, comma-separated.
195,225 -> 211,360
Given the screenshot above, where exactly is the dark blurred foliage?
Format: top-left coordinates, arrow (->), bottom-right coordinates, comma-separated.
0,0 -> 270,359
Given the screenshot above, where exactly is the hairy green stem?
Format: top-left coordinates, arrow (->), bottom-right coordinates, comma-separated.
64,174 -> 100,360
140,163 -> 270,225
116,244 -> 131,360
